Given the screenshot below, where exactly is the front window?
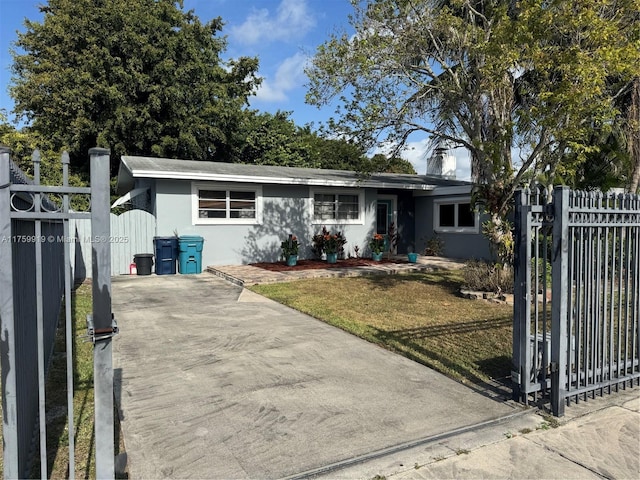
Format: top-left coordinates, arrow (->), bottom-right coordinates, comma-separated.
434,199 -> 478,233
193,183 -> 261,224
311,189 -> 364,224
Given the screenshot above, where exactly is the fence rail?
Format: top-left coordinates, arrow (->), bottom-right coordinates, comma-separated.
513,186 -> 640,416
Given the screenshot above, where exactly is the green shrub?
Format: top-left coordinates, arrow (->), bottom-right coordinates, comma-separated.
423,235 -> 444,256
462,259 -> 514,294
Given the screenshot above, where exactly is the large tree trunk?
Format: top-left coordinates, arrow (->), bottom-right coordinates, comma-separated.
629,77 -> 640,194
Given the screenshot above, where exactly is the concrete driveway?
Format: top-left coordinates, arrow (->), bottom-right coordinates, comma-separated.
112,273 -> 520,479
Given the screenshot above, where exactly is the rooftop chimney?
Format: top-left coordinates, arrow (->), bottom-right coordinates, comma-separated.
426,147 -> 456,178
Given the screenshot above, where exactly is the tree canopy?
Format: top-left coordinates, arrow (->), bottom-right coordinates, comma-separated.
225,110 -> 415,173
10,0 -> 260,172
307,0 -> 640,209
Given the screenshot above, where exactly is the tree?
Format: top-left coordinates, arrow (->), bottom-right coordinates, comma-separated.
306,0 -> 640,231
1,112 -> 90,211
10,0 -> 260,173
228,111 -> 311,167
626,77 -> 640,193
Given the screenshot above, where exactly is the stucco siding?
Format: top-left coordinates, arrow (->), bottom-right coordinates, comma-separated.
154,180 -> 381,266
414,196 -> 492,260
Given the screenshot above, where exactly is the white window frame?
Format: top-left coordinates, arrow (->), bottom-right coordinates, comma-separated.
433,197 -> 479,234
310,188 -> 365,225
192,182 -> 262,225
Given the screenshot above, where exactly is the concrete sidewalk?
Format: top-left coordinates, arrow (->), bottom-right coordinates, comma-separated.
112,272 -> 639,479
319,388 -> 639,479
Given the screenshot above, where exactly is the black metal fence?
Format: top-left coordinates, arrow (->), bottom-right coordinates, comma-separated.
513,185 -> 640,416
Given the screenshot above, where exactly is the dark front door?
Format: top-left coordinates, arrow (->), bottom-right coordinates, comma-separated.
376,199 -> 392,235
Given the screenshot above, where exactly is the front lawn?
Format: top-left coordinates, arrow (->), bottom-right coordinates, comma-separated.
250,270 -> 513,388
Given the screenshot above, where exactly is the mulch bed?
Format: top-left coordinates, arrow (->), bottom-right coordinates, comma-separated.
250,257 -> 408,272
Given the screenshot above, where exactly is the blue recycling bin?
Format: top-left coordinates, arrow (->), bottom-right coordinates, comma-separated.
178,235 -> 204,274
154,236 -> 179,275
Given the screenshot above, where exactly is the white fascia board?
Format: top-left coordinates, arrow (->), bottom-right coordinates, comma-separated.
128,169 -> 439,190
414,185 -> 473,196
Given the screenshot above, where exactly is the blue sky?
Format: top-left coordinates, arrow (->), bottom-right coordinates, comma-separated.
0,0 -> 470,177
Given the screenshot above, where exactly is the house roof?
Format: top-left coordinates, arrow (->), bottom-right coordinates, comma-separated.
117,155 -> 471,194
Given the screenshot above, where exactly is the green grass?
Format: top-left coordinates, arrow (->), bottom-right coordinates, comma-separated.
34,283 -> 98,479
250,270 -> 514,387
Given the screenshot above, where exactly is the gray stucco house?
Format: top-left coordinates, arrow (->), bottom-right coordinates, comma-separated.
115,156 -> 492,266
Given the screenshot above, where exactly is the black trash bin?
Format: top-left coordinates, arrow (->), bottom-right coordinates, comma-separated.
134,253 -> 154,275
153,236 -> 179,275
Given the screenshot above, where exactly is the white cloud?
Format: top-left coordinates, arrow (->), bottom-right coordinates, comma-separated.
399,139 -> 430,175
231,0 -> 316,45
371,139 -> 430,175
253,52 -> 308,102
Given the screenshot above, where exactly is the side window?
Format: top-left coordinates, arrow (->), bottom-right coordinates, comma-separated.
435,199 -> 478,233
193,184 -> 260,224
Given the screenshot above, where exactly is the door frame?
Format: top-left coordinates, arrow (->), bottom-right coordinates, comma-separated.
376,194 -> 397,253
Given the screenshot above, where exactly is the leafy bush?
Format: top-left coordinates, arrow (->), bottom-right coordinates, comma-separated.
462,259 -> 514,294
423,235 -> 444,256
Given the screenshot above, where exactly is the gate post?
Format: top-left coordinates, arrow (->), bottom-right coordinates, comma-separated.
90,148 -> 115,478
0,146 -> 19,479
512,189 -> 530,402
551,186 -> 570,416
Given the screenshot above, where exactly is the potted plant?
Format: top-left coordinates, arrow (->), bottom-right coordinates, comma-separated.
312,227 -> 347,263
323,233 -> 340,263
281,234 -> 299,266
369,233 -> 385,261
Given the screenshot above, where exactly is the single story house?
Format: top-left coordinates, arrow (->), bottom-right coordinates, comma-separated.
115,156 -> 492,266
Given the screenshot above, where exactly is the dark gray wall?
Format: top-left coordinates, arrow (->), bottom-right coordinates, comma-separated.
414,195 -> 492,260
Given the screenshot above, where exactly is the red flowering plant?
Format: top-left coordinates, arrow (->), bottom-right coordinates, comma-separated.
369,233 -> 385,254
281,234 -> 299,258
312,227 -> 347,257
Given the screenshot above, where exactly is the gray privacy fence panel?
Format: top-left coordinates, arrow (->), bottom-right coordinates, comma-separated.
70,209 -> 155,279
1,153 -> 68,478
513,185 -> 640,416
110,210 -> 156,275
10,219 -> 64,477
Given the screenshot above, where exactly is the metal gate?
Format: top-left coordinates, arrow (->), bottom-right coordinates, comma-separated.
1,148 -> 116,478
513,185 -> 640,416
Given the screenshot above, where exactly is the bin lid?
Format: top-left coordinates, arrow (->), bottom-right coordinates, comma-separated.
134,253 -> 154,258
179,235 -> 204,242
154,236 -> 179,241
